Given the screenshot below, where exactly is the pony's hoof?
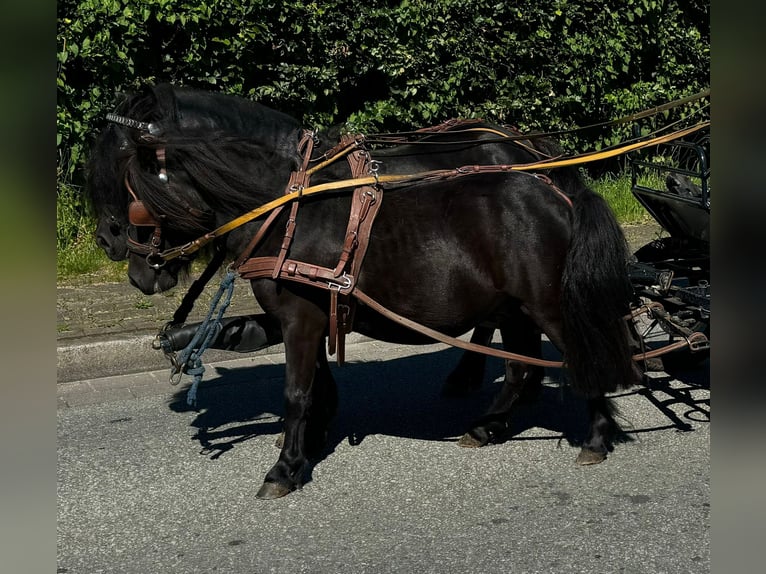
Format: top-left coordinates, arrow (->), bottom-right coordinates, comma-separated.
256,481 -> 293,500
576,448 -> 607,466
458,432 -> 486,448
274,432 -> 284,449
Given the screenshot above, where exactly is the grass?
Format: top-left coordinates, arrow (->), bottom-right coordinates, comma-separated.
57,177 -> 133,285
589,173 -> 653,225
56,173 -> 653,285
57,235 -> 128,284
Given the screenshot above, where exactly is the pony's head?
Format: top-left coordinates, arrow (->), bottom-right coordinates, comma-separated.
86,83 -> 304,294
86,105 -> 132,261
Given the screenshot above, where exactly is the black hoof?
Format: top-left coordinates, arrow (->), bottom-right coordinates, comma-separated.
576,448 -> 607,466
256,481 -> 294,500
458,431 -> 487,448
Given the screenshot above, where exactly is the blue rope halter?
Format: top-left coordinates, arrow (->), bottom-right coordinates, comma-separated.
174,270 -> 238,407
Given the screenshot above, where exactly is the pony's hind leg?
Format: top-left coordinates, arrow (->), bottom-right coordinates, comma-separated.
524,305 -> 621,466
458,312 -> 544,447
576,396 -> 618,465
442,324 -> 494,396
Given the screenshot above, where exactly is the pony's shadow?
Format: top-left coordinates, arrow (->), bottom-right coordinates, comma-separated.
168,343 -> 709,470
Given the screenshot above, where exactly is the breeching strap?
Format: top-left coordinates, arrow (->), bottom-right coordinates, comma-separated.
352,289 -> 565,368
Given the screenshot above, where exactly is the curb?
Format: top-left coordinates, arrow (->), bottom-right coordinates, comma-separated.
57,331 -> 373,384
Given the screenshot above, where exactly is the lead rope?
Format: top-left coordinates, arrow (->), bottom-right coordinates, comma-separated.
173,269 -> 237,407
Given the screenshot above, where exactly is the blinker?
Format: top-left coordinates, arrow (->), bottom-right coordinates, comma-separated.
128,200 -> 159,227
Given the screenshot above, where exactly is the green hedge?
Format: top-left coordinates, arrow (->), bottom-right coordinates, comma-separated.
57,0 -> 709,247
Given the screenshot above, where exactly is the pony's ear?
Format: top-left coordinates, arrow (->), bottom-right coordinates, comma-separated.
151,83 -> 179,123
114,90 -> 128,103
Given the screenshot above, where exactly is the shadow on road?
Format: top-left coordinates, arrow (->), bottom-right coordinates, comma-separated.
167,342 -> 709,468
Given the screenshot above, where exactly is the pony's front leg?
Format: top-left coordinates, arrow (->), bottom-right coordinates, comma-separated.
257,309 -> 328,500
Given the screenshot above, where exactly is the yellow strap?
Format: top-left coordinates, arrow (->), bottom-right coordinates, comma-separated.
161,121 -> 709,261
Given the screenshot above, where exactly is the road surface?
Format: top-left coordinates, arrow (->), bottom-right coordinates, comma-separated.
58,337 -> 709,574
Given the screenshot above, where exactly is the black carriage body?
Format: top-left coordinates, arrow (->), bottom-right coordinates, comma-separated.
627,133 -> 710,366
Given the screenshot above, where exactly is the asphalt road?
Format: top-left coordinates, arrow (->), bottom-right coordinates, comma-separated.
57,338 -> 710,574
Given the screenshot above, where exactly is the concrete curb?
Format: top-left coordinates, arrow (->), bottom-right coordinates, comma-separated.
57,331 -> 373,384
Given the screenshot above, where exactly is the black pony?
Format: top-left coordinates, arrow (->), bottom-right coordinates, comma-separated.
87,84 -> 639,499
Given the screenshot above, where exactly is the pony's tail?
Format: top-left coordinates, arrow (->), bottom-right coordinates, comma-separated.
561,189 -> 639,397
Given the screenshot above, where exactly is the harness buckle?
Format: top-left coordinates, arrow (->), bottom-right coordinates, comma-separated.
328,272 -> 353,292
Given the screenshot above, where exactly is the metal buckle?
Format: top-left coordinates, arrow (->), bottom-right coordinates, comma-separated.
328,273 -> 353,292
688,332 -> 710,352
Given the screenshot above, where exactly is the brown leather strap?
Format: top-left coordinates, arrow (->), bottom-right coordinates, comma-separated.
332,148 -> 383,277
268,130 -> 316,279
238,256 -> 354,294
326,146 -> 385,362
311,133 -> 358,166
353,288 -> 566,368
272,201 -> 301,280
347,187 -> 381,279
415,118 -> 485,133
231,205 -> 285,270
328,289 -> 339,356
352,287 -> 709,367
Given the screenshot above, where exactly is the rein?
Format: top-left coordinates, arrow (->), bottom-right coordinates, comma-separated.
140,121 -> 708,265
365,89 -> 710,144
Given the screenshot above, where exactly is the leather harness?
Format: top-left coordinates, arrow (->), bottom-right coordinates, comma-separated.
235,131 -> 384,365
121,120 -> 709,367
229,127 -> 708,366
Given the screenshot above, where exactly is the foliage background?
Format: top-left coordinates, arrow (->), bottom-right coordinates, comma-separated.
57,0 -> 709,253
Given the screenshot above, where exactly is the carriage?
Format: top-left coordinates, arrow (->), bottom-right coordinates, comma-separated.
626,128 -> 710,369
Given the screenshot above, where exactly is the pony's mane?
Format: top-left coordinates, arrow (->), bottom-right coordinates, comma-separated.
88,84 -> 304,233
87,83 -> 588,236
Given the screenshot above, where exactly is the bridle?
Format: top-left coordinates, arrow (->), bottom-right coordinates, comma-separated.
108,113 -> 192,270
124,173 -> 169,269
